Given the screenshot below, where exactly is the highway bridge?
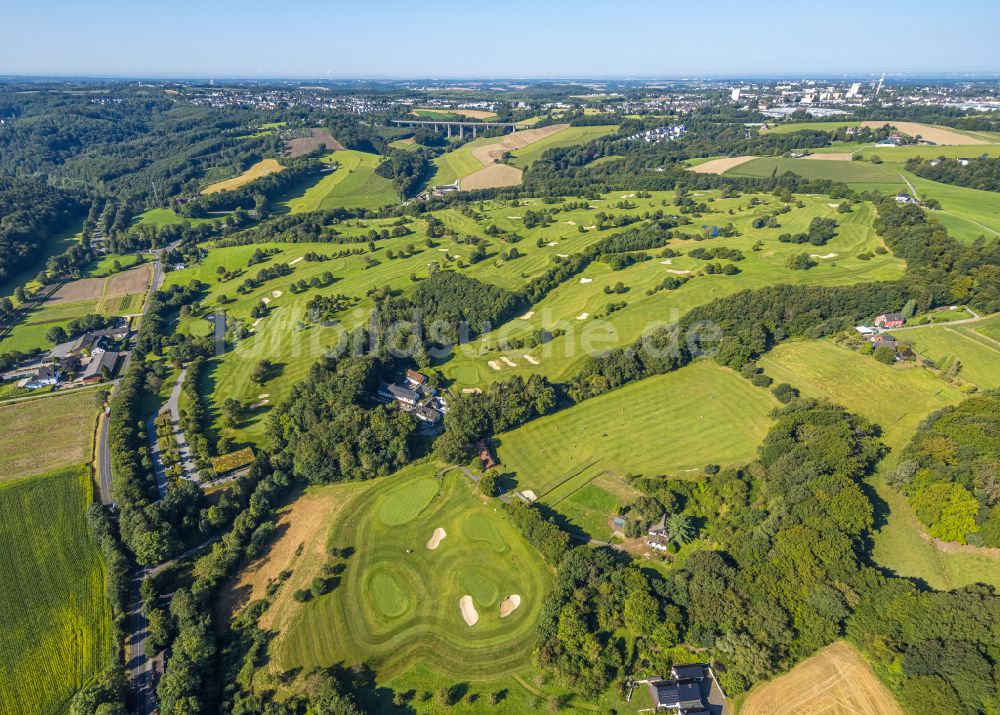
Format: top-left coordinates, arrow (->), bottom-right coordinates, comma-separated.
391,118 -> 520,138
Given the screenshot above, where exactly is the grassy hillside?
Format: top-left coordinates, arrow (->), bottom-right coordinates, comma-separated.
0,465 -> 111,715
497,361 -> 777,497
279,150 -> 397,212
726,156 -> 904,184
897,318 -> 1000,391
200,158 -> 284,194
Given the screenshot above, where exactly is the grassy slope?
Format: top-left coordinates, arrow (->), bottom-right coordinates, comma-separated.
276,463 -> 554,687
440,196 -> 903,388
427,138 -> 497,186
507,125 -> 618,169
165,191 -> 904,444
758,340 -> 1000,590
497,361 -> 777,496
279,150 -> 396,212
897,318 -> 1000,391
0,465 -> 111,715
727,156 -> 903,183
133,208 -> 225,228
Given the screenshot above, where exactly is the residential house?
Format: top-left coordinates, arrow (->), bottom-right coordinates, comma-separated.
874,312 -> 905,328
379,383 -> 419,407
81,351 -> 118,385
869,334 -> 897,350
671,664 -> 706,681
647,514 -> 671,552
25,365 -> 60,389
414,404 -> 442,425
647,679 -> 703,712
404,369 -> 428,389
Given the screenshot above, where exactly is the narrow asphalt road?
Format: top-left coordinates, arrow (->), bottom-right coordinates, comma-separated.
885,308 -> 983,332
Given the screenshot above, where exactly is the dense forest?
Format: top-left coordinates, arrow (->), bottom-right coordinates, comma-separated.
0,176 -> 84,284
889,391 -> 1000,546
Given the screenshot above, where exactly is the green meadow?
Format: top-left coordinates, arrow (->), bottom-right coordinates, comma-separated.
726,156 -> 904,184
897,318 -> 1000,391
497,360 -> 777,497
279,150 -> 397,213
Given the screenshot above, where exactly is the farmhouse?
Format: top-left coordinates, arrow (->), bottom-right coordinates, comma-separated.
81,351 -> 118,385
869,334 -> 897,349
25,365 -> 60,389
874,312 -> 905,328
647,679 -> 703,711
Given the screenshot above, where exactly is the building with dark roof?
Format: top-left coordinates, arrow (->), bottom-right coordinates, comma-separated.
647,679 -> 703,711
379,383 -> 419,406
671,664 -> 706,681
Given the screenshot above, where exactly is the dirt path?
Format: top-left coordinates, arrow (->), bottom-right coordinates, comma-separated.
885,308 -> 982,332
803,153 -> 853,161
688,156 -> 757,174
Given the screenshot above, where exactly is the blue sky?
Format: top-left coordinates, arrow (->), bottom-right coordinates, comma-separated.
1,0 -> 997,78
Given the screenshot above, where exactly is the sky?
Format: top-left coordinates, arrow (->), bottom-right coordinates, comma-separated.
1,0 -> 997,79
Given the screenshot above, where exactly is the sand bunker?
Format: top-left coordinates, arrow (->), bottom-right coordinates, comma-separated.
547,241 -> 559,246
426,527 -> 446,550
499,594 -> 522,618
261,297 -> 271,304
520,311 -> 534,320
521,490 -> 538,501
249,398 -> 270,409
557,253 -> 569,258
251,318 -> 264,328
580,277 -> 593,284
507,215 -> 521,219
811,252 -> 838,259
564,220 -> 576,225
437,247 -> 451,252
462,387 -> 483,394
576,312 -> 589,320
660,259 -> 673,265
271,290 -> 282,298
501,357 -> 517,367
487,361 -> 501,371
459,595 -> 479,626
523,355 -> 539,365
666,269 -> 691,275
688,156 -> 757,174
289,256 -> 304,265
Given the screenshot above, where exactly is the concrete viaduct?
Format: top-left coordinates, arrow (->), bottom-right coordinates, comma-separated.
391,119 -> 520,139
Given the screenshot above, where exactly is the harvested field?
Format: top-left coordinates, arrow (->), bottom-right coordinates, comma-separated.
688,156 -> 756,174
218,483 -> 364,626
460,164 -> 522,190
201,158 -> 284,194
414,108 -> 497,120
741,641 -> 903,715
285,128 -> 345,157
804,153 -> 854,161
469,124 -> 569,165
860,121 -> 991,146
105,265 -> 151,299
49,277 -> 104,304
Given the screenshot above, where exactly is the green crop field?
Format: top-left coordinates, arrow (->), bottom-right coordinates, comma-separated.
762,120 -> 864,134
726,156 -> 904,184
279,150 -> 397,213
507,125 -> 618,169
276,463 -> 553,682
758,340 -> 1000,590
497,361 -> 777,497
0,465 -> 112,715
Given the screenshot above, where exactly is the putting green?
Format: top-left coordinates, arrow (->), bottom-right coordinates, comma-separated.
376,477 -> 439,526
277,463 -> 553,679
462,513 -> 507,553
